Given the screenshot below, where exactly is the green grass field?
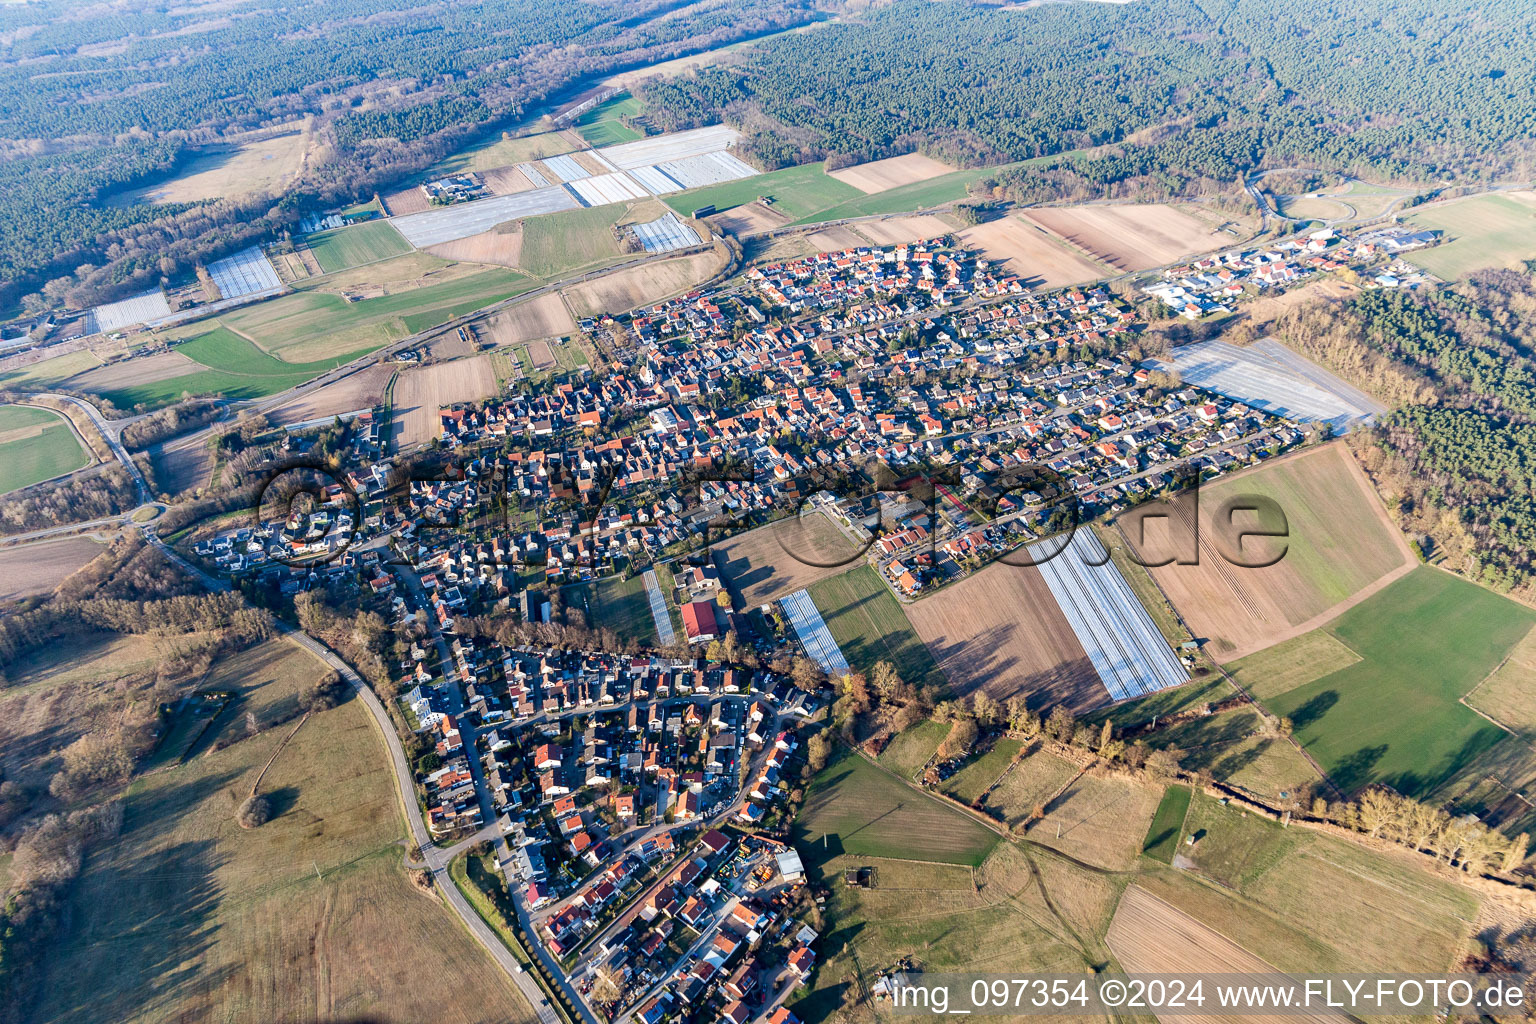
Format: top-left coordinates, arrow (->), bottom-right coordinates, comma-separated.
0,404 -> 91,494
1253,567 -> 1536,797
1146,792 -> 1481,973
0,349 -> 103,390
795,750 -> 999,866
1405,192 -> 1536,279
574,93 -> 644,147
1227,630 -> 1363,703
518,205 -> 629,278
806,564 -> 948,693
307,220 -> 411,273
875,719 -> 948,777
1141,783 -> 1190,863
572,573 -> 657,644
93,327 -> 365,408
19,637 -> 532,1024
941,737 -> 1022,805
664,163 -> 864,222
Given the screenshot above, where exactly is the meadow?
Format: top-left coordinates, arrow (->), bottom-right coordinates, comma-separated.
517,204 -> 629,278
940,736 -> 1021,805
874,718 -> 947,778
1143,706 -> 1319,803
0,403 -> 92,493
306,219 -> 412,273
979,746 -> 1081,828
1405,191 -> 1536,279
572,572 -> 657,644
806,564 -> 948,694
1140,783 -> 1190,863
19,636 -> 534,1024
573,92 -> 645,146
1243,567 -> 1536,797
664,163 -> 864,222
795,751 -> 998,866
1145,793 -> 1481,973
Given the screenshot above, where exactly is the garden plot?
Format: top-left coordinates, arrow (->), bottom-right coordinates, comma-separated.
1150,338 -> 1385,433
207,246 -> 283,299
1028,529 -> 1189,702
594,125 -> 743,170
656,151 -> 758,190
85,289 -> 172,334
567,171 -> 649,206
629,165 -> 684,196
783,588 -> 850,675
631,212 -> 699,253
539,153 -> 591,183
389,185 -> 579,247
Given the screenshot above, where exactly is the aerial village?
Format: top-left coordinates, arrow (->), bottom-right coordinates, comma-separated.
177,221 -> 1416,1023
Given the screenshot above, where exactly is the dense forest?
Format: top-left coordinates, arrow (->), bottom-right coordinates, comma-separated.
0,0 -> 824,312
641,0 -> 1536,201
1267,271 -> 1536,596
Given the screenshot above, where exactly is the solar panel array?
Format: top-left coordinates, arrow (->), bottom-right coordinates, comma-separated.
1027,530 -> 1189,703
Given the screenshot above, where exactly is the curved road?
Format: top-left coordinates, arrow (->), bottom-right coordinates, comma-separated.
9,391 -> 570,1024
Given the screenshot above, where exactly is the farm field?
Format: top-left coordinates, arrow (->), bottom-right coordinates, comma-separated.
307,219 -> 412,273
875,719 -> 948,778
1146,792 -> 1481,973
1125,443 -> 1416,662
786,846 -> 1086,1023
828,152 -> 955,194
708,203 -> 789,236
1020,203 -> 1229,271
794,751 -> 999,867
481,292 -> 576,346
904,561 -> 1098,709
851,214 -> 956,247
265,362 -> 395,427
518,204 -> 628,277
87,327 -> 362,408
0,349 -> 104,389
28,643 -> 535,1024
1465,626 -> 1536,735
1276,194 -> 1354,222
663,162 -> 863,222
573,92 -> 644,146
1106,886 -> 1351,1024
562,247 -> 725,317
806,565 -> 948,694
1150,337 -> 1386,434
800,225 -> 867,252
1024,770 -> 1162,870
425,223 -> 525,267
956,214 -> 1110,287
940,737 -> 1022,806
1404,191 -> 1536,278
111,129 -> 309,205
1247,566 -> 1536,797
214,259 -> 533,363
1140,784 -> 1191,863
711,513 -> 861,609
0,534 -> 108,601
0,403 -> 92,493
980,746 -> 1082,829
1224,630 -> 1362,703
393,355 -> 499,446
432,129 -> 579,176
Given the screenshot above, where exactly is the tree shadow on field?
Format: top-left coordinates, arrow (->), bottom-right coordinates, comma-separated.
1286,689 -> 1338,732
1331,744 -> 1388,795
